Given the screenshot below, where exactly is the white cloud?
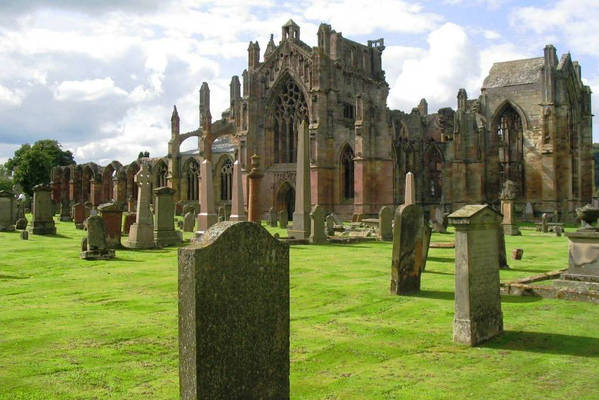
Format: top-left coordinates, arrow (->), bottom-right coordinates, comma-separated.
54,78 -> 127,102
0,84 -> 25,106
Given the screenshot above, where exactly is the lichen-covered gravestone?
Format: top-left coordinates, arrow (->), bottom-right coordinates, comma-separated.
0,190 -> 16,232
278,210 -> 288,229
30,184 -> 56,235
153,186 -> 181,247
80,215 -> 115,260
448,205 -> 503,346
390,204 -> 424,294
378,206 -> 393,241
178,221 -> 289,400
309,205 -> 326,244
183,211 -> 196,232
268,207 -> 278,227
325,214 -> 335,236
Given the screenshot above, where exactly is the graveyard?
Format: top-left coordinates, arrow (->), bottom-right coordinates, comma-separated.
1,217 -> 599,400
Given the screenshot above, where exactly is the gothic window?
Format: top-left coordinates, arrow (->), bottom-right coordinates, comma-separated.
343,103 -> 354,120
186,160 -> 199,201
156,162 -> 168,188
272,78 -> 307,163
494,105 -> 524,196
340,146 -> 354,200
426,147 -> 443,201
220,158 -> 233,201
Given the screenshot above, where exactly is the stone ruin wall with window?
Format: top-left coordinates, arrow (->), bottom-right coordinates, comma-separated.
51,21 -> 593,222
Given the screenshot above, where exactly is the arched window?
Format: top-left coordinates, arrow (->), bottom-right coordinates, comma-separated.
220,158 -> 233,201
340,146 -> 354,200
494,105 -> 524,196
271,78 -> 307,163
186,160 -> 199,201
426,146 -> 443,201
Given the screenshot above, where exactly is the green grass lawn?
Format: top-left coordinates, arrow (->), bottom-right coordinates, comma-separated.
1,218 -> 599,399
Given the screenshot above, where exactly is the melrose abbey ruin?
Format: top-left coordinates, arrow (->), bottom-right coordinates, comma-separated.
51,20 -> 593,221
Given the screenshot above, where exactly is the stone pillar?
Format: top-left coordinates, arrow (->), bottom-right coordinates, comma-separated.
127,164 -> 154,249
288,120 -> 310,238
178,222 -> 289,399
229,160 -> 246,222
98,202 -> 123,249
0,190 -> 16,231
390,204 -> 424,294
197,160 -> 217,233
309,205 -> 326,244
153,186 -> 181,247
247,154 -> 264,224
378,206 -> 393,241
448,204 -> 503,346
30,184 -> 56,235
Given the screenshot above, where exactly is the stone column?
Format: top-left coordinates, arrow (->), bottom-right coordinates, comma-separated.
197,160 -> 217,233
126,164 -> 154,249
154,186 -> 181,246
30,184 -> 56,235
288,120 -> 310,238
247,154 -> 264,224
448,204 -> 503,346
98,202 -> 124,249
229,160 -> 246,222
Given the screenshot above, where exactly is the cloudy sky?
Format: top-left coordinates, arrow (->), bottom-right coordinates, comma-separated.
0,0 -> 597,165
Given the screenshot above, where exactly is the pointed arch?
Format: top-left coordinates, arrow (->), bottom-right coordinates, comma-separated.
275,181 -> 295,221
153,159 -> 168,188
424,143 -> 444,202
213,155 -> 234,202
182,157 -> 200,201
492,101 -> 525,198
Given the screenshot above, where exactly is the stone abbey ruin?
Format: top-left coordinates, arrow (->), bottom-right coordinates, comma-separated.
50,20 -> 593,222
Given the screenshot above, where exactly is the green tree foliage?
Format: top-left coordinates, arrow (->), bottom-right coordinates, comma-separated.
0,163 -> 12,191
6,140 -> 75,195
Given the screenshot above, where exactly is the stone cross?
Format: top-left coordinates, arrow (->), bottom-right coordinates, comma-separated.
309,205 -> 326,244
288,120 -> 311,239
390,203 -> 424,294
30,184 -> 56,235
448,205 -> 503,346
126,164 -> 154,249
378,206 -> 393,241
229,160 -> 246,222
178,221 -> 289,399
197,159 -> 217,233
247,154 -> 263,223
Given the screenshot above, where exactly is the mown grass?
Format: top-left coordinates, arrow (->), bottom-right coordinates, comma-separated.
1,218 -> 598,399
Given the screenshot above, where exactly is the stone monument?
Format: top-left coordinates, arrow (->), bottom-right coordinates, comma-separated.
183,211 -> 196,232
499,179 -> 521,236
288,120 -> 310,239
126,163 -> 154,249
309,205 -> 326,244
0,190 -> 16,232
268,206 -> 278,227
178,221 -> 289,399
72,202 -> 85,229
378,206 -> 393,241
80,215 -> 115,260
153,186 -> 181,247
98,202 -> 123,249
247,154 -> 264,224
390,204 -> 424,295
196,160 -> 217,234
30,184 -> 56,235
448,204 -> 503,346
229,160 -> 246,222
278,210 -> 288,229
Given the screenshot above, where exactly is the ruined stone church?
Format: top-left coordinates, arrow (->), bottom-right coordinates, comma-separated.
52,20 -> 593,221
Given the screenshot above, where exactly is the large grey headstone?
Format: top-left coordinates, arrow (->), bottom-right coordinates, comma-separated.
448,205 -> 503,346
0,190 -> 16,232
153,186 -> 181,247
178,221 -> 289,400
309,205 -> 326,244
30,184 -> 56,235
378,206 -> 393,241
81,215 -> 115,260
390,203 -> 424,295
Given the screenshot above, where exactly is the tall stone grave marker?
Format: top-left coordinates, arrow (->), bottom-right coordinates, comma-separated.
403,172 -> 416,208
390,204 -> 424,294
448,205 -> 503,346
178,222 -> 289,399
268,206 -> 278,227
378,206 -> 393,241
183,211 -> 196,232
499,180 -> 520,235
153,186 -> 181,247
60,199 -> 72,222
98,202 -> 123,249
196,160 -> 217,234
278,210 -> 288,229
288,120 -> 311,239
30,184 -> 56,235
127,164 -> 154,249
247,154 -> 264,224
0,190 -> 16,232
72,202 -> 85,229
80,215 -> 115,260
229,160 -> 246,222
309,205 -> 326,244
541,213 -> 549,233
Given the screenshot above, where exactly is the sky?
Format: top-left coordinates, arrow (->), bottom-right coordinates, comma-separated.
0,0 -> 597,165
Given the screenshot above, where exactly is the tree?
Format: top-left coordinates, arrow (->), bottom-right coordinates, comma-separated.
0,163 -> 12,192
6,140 -> 75,195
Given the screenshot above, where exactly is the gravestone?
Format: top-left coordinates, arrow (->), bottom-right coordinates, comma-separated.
524,202 -> 534,219
122,213 -> 136,236
378,206 -> 393,241
421,222 -> 432,272
153,186 -> 181,247
288,120 -> 310,239
497,225 -> 510,270
0,190 -> 16,231
448,205 -> 503,346
268,207 -> 278,227
325,214 -> 335,236
127,164 -> 154,249
30,184 -> 56,235
555,226 -> 563,236
229,160 -> 246,222
403,172 -> 416,207
60,199 -> 72,222
431,207 -> 447,233
15,217 -> 27,230
390,204 -> 424,295
217,206 -> 226,223
127,196 -> 136,213
196,160 -> 217,234
20,230 -> 28,240
309,205 -> 326,244
80,215 -> 115,260
183,211 -> 196,232
499,179 -> 520,236
72,202 -> 85,229
98,202 -> 123,249
541,213 -> 549,233
512,248 -> 523,260
178,222 -> 289,400
278,210 -> 288,229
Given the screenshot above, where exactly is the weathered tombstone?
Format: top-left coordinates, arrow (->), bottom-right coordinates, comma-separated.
15,217 -> 27,230
196,160 -> 217,234
278,210 -> 288,229
378,206 -> 393,241
421,222 -> 432,272
403,172 -> 416,207
178,222 -> 289,399
288,120 -> 310,239
20,230 -> 28,240
127,196 -> 136,213
153,186 -> 181,247
511,248 -> 523,260
123,213 -> 136,235
390,204 -> 424,295
183,212 -> 196,232
60,199 -> 72,222
0,190 -> 16,231
30,184 -> 56,235
80,215 -> 115,260
72,202 -> 85,229
15,196 -> 25,220
229,160 -> 246,222
127,164 -> 154,249
448,205 -> 503,346
555,226 -> 563,236
431,207 -> 446,233
98,202 -> 123,249
524,202 -> 534,219
499,180 -> 521,236
268,206 -> 278,227
217,206 -> 226,223
541,213 -> 549,233
325,214 -> 335,236
309,205 -> 326,244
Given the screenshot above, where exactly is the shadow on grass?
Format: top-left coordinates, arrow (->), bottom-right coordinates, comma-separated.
500,295 -> 541,303
506,268 -> 564,274
424,269 -> 454,276
0,274 -> 30,279
483,330 -> 599,357
47,233 -> 71,239
414,290 -> 454,301
427,257 -> 454,263
110,257 -> 143,262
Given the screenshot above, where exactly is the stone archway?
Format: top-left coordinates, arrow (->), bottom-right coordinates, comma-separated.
275,181 -> 295,221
